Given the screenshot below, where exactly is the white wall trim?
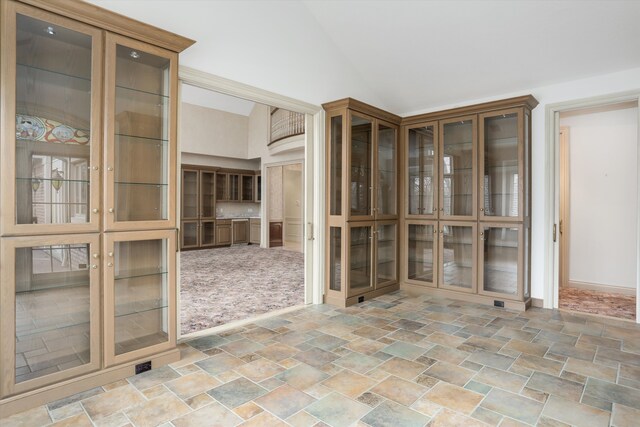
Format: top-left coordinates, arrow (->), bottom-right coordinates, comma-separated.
177,67 -> 325,335
545,90 -> 640,323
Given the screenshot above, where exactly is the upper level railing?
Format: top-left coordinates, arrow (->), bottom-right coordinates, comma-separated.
269,107 -> 305,145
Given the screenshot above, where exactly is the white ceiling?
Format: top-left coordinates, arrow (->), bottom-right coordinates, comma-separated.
88,0 -> 640,115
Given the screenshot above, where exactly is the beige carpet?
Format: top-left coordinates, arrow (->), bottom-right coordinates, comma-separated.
559,286 -> 636,320
180,245 -> 304,335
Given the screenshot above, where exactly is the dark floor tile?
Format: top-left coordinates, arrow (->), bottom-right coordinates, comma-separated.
526,371 -> 584,402
549,342 -> 596,361
207,377 -> 267,408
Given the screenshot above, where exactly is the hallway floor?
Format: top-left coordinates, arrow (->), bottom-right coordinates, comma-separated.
3,291 -> 640,426
559,287 -> 636,321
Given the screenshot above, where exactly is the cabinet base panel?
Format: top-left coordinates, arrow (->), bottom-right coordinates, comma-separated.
324,284 -> 400,308
0,348 -> 180,417
401,282 -> 531,311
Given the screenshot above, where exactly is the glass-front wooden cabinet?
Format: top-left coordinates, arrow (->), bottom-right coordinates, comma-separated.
479,224 -> 523,299
2,3 -> 103,235
200,170 -> 215,219
439,222 -> 476,293
181,220 -> 199,249
405,221 -> 437,287
180,166 -> 217,250
406,122 -> 438,218
0,234 -> 101,396
241,174 -> 254,202
181,169 -> 198,220
104,230 -> 176,366
216,172 -> 228,201
324,99 -> 401,306
105,34 -> 177,231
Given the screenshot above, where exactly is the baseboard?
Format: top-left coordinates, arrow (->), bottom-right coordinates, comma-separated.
565,280 -> 636,296
400,282 -> 530,311
531,297 -> 544,308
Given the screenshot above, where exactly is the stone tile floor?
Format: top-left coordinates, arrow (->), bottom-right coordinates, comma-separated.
3,290 -> 640,427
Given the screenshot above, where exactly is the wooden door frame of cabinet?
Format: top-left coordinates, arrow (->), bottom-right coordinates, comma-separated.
478,107 -> 525,222
402,219 -> 438,288
374,220 -> 399,289
438,220 -> 477,294
438,115 -> 478,221
1,1 -> 104,236
403,121 -> 439,220
347,110 -> 376,222
103,32 -> 178,231
0,233 -> 101,398
103,229 -> 177,367
199,169 -> 216,219
345,221 -> 376,298
477,222 -> 524,301
181,168 -> 199,220
180,220 -> 199,249
374,120 -> 399,221
199,219 -> 216,248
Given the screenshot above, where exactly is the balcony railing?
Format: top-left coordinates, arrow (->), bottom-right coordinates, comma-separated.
269,107 -> 305,145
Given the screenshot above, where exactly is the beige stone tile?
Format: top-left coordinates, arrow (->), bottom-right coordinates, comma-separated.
92,412 -> 129,427
564,358 -> 617,383
235,358 -> 285,382
170,343 -> 208,368
322,370 -> 376,398
184,392 -> 214,410
239,411 -> 288,426
526,371 -> 584,402
165,371 -> 221,400
50,413 -> 93,427
344,338 -> 387,355
473,366 -> 528,393
142,384 -> 172,400
371,375 -> 426,406
459,336 -> 506,353
424,361 -> 475,387
102,379 -> 129,392
278,358 -> 299,369
612,403 -> 640,427
425,344 -> 470,364
175,364 -> 203,376
471,407 -> 503,426
82,384 -> 145,421
172,401 -> 242,427
410,394 -> 442,417
428,408 -> 488,427
50,402 -> 84,422
234,401 -> 264,420
286,411 -> 319,427
1,406 -> 52,427
512,354 -> 564,376
424,382 -> 484,415
378,357 -> 427,380
542,395 -> 610,427
255,343 -> 299,362
424,331 -> 467,348
125,394 -> 190,427
504,339 -> 549,357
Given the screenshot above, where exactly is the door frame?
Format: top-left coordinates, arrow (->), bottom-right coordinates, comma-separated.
545,91 -> 640,322
265,160 -> 305,251
177,67 -> 325,338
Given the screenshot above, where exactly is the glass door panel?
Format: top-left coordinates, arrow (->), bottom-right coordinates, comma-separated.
108,234 -> 173,361
481,112 -> 520,219
229,174 -> 240,201
9,8 -> 101,232
407,124 -> 436,217
181,221 -> 198,248
480,225 -> 520,297
441,118 -> 476,218
348,224 -> 373,295
201,221 -> 215,247
377,123 -> 397,218
329,115 -> 343,216
350,115 -> 373,218
241,175 -> 253,202
407,223 -> 436,285
376,223 -> 397,287
200,171 -> 215,218
256,174 -> 262,202
181,169 -> 198,219
329,227 -> 342,292
216,173 -> 227,201
440,223 -> 475,292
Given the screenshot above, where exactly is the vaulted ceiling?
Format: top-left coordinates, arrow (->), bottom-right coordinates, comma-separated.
88,0 -> 640,115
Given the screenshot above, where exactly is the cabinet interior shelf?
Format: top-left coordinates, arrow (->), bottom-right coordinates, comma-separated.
114,181 -> 168,187
16,320 -> 90,341
115,270 -> 167,281
16,282 -> 90,296
116,84 -> 168,99
16,177 -> 89,184
115,133 -> 168,143
115,302 -> 168,318
17,63 -> 91,84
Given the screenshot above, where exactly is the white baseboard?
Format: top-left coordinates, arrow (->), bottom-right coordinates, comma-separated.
564,280 -> 636,296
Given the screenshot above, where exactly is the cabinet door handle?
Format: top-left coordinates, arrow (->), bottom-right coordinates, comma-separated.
92,208 -> 99,214
91,264 -> 97,269
108,208 -> 114,213
92,253 -> 99,259
107,262 -> 113,267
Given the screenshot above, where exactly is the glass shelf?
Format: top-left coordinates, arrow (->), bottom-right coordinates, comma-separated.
115,84 -> 168,99
16,177 -> 89,184
16,318 -> 90,341
17,63 -> 90,84
15,281 -> 90,296
115,301 -> 168,318
115,133 -> 168,143
115,181 -> 168,187
115,270 -> 167,281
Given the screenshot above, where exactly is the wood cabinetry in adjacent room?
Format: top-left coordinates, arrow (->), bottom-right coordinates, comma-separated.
215,220 -> 232,246
250,218 -> 261,244
181,165 -> 216,249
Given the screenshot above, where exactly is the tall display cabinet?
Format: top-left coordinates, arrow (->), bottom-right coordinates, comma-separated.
323,99 -> 401,307
401,96 -> 537,310
0,0 -> 194,416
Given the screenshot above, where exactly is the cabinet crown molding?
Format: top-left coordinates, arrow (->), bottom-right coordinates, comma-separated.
17,0 -> 195,52
322,98 -> 402,125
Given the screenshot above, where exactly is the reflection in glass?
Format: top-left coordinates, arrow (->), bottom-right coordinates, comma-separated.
182,170 -> 198,218
229,174 -> 239,200
350,116 -> 372,216
350,225 -> 372,290
329,227 -> 341,291
482,226 -> 518,295
408,224 -> 435,283
114,44 -> 170,222
15,244 -> 91,383
442,121 -> 473,217
377,224 -> 397,285
114,239 -> 168,355
377,124 -> 396,216
330,116 -> 342,216
407,126 -> 435,215
15,14 -> 93,225
182,222 -> 198,247
216,173 -> 227,201
442,225 -> 473,289
483,113 -> 519,217
201,172 -> 215,218
242,175 -> 253,202
201,221 -> 215,246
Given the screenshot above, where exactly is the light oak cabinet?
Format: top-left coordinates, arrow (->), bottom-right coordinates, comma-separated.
401,96 -> 537,310
180,166 -> 216,249
0,0 -> 193,415
323,99 -> 401,307
215,220 -> 232,246
250,218 -> 261,244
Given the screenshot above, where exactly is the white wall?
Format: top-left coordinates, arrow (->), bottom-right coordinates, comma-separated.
180,102 -> 249,159
404,66 -> 640,300
560,105 -> 638,289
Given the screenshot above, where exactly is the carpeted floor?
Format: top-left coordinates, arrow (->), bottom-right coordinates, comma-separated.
559,286 -> 636,320
180,245 -> 304,335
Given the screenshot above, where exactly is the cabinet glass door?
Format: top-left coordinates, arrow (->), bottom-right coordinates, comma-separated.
182,169 -> 198,219
329,115 -> 343,216
241,175 -> 254,202
0,234 -> 100,396
479,225 -> 521,299
229,174 -> 240,201
350,115 -> 373,219
376,223 -> 397,288
105,231 -> 175,365
480,110 -> 521,220
406,124 -> 437,217
440,117 -> 476,219
255,174 -> 262,202
348,224 -> 373,296
329,227 -> 342,292
377,123 -> 397,218
439,223 -> 476,292
181,221 -> 198,249
406,222 -> 436,286
4,4 -> 102,234
200,220 -> 215,247
200,171 -> 215,218
216,173 -> 227,201
105,34 -> 176,230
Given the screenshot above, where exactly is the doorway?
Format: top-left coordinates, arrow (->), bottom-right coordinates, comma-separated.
266,162 -> 304,251
547,93 -> 640,322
